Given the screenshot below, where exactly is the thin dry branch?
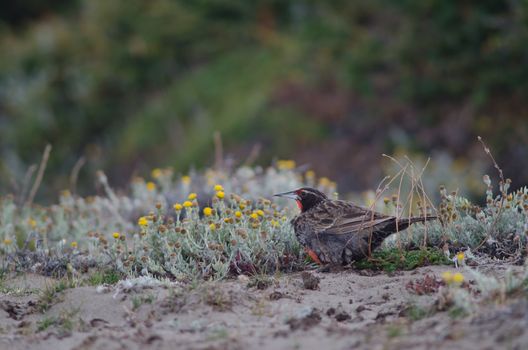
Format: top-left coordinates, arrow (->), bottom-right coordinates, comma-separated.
475,136 -> 508,251
26,144 -> 52,206
70,156 -> 86,195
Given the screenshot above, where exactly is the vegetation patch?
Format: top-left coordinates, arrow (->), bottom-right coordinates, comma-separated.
354,248 -> 451,272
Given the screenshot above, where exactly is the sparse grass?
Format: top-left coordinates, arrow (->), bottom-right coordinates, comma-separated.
355,248 -> 451,272
247,274 -> 274,290
448,307 -> 467,319
36,308 -> 79,333
386,324 -> 404,338
37,316 -> 56,332
203,287 -> 233,312
86,269 -> 122,286
131,293 -> 156,311
37,279 -> 75,313
207,328 -> 229,341
404,304 -> 433,321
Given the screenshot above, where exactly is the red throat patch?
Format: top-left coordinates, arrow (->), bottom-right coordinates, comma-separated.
295,200 -> 303,211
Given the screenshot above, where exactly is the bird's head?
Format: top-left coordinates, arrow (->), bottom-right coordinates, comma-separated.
274,187 -> 328,212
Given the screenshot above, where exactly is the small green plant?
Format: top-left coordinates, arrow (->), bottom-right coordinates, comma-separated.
404,304 -> 432,321
247,274 -> 274,290
37,279 -> 75,313
354,248 -> 451,272
36,308 -> 79,333
203,287 -> 233,311
86,269 -> 122,286
448,307 -> 467,319
386,324 -> 404,338
131,293 -> 156,311
37,316 -> 56,332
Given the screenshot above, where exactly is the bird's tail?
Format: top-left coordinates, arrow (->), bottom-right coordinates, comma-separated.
384,215 -> 437,235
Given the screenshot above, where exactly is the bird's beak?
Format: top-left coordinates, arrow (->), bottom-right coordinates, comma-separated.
274,190 -> 299,200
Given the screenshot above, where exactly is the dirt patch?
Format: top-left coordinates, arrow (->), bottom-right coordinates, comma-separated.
286,308 -> 322,331
301,271 -> 320,290
1,264 -> 527,349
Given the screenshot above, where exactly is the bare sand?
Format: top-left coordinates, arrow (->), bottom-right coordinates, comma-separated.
1,265 -> 527,350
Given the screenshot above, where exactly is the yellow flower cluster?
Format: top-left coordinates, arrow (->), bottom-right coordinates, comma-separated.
318,177 -> 337,188
456,252 -> 465,264
151,168 -> 163,179
138,216 -> 149,227
28,217 -> 37,228
441,271 -> 464,284
146,182 -> 156,191
181,175 -> 191,185
277,160 -> 296,170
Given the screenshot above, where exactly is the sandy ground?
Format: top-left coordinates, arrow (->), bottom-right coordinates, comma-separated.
1,265 -> 527,350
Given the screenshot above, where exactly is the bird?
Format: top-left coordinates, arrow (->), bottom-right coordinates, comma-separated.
274,187 -> 437,265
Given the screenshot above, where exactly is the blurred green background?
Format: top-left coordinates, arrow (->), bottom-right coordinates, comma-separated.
1,0 -> 527,200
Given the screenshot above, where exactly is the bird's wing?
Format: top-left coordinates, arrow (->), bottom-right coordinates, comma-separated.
311,202 -> 395,235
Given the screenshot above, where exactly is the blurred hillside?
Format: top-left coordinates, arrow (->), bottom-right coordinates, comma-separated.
0,0 -> 527,200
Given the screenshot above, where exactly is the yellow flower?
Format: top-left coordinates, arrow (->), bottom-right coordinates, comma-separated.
112,232 -> 120,239
319,177 -> 331,187
181,175 -> 191,185
277,160 -> 296,170
235,211 -> 242,218
151,168 -> 162,179
203,207 -> 213,216
250,212 -> 259,220
188,193 -> 197,200
256,209 -> 265,217
173,203 -> 183,211
209,223 -> 216,231
456,252 -> 465,263
239,203 -> 246,210
146,182 -> 156,191
214,184 -> 224,191
183,201 -> 193,208
453,272 -> 464,284
441,271 -> 453,284
138,216 -> 149,227
3,238 -> 12,245
70,241 -> 78,248
271,219 -> 279,227
216,191 -> 225,199
28,218 -> 37,228
305,170 -> 315,179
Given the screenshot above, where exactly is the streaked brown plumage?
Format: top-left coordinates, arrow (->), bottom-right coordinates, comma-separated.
275,187 -> 437,265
